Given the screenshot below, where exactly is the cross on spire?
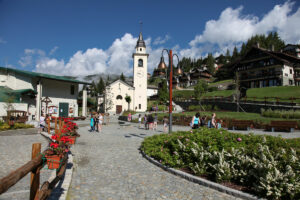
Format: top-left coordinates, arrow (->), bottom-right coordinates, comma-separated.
139,21 -> 143,33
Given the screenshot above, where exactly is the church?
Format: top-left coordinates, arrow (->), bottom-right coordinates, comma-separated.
104,32 -> 149,114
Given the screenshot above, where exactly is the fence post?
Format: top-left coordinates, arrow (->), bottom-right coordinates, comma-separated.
55,117 -> 58,135
30,143 -> 41,200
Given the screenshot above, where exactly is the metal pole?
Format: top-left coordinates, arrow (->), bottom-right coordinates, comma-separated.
169,50 -> 173,133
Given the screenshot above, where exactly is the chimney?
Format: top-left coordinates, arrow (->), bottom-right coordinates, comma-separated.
255,42 -> 260,48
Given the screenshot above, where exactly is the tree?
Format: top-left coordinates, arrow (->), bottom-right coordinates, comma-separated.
231,46 -> 239,62
194,80 -> 208,108
120,73 -> 125,81
158,80 -> 168,103
97,77 -> 105,95
125,95 -> 131,111
206,53 -> 215,74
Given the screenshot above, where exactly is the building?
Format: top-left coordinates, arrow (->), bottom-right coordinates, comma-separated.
0,66 -> 90,121
234,45 -> 300,88
104,32 -> 149,114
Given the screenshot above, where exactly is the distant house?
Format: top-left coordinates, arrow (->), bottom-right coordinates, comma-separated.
0,66 -> 90,121
233,45 -> 300,89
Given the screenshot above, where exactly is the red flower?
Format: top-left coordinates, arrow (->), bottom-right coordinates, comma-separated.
60,136 -> 70,143
51,135 -> 58,140
50,142 -> 59,148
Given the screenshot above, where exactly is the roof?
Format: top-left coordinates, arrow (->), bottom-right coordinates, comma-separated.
147,85 -> 158,89
0,86 -> 36,103
0,66 -> 91,85
106,79 -> 134,89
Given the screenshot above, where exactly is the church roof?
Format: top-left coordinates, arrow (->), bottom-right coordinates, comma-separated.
136,32 -> 146,48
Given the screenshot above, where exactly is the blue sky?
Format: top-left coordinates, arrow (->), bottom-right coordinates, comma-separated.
0,0 -> 299,76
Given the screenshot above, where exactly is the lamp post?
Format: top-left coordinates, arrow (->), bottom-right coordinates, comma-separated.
158,49 -> 181,133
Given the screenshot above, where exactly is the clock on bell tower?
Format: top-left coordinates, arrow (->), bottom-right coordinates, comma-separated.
133,32 -> 149,112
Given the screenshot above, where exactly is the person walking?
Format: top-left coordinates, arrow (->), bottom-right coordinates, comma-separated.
138,114 -> 142,128
128,112 -> 132,122
144,114 -> 148,130
148,114 -> 154,130
98,113 -> 103,132
192,112 -> 200,129
211,113 -> 217,128
89,115 -> 95,132
94,113 -> 99,132
39,114 -> 45,133
153,113 -> 158,130
163,116 -> 168,132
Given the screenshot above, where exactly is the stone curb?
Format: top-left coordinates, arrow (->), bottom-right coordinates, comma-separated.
140,149 -> 259,200
40,131 -> 74,200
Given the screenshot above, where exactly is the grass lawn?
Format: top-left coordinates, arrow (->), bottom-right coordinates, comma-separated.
209,79 -> 234,87
202,90 -> 235,98
244,86 -> 300,103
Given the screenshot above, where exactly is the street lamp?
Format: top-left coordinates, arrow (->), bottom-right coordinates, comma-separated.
158,49 -> 182,133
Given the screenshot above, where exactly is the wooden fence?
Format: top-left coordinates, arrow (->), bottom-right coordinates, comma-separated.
0,117 -> 69,199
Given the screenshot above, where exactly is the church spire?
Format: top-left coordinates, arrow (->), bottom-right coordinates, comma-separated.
136,32 -> 146,48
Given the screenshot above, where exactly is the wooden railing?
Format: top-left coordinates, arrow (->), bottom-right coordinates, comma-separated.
0,117 -> 71,199
0,143 -> 68,200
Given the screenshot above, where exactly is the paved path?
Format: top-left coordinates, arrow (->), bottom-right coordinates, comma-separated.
68,117 -> 241,200
0,128 -> 52,200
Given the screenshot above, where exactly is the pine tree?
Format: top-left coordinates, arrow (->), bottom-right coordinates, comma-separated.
120,73 -> 125,81
97,77 -> 105,94
206,53 -> 215,74
231,46 -> 239,62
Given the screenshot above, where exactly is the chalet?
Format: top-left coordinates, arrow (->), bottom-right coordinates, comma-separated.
234,45 -> 300,88
0,66 -> 90,122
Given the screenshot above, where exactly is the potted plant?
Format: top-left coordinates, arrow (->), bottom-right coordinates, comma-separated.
44,142 -> 65,169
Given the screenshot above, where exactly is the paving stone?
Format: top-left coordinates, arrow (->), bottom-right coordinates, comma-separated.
67,116 -> 242,199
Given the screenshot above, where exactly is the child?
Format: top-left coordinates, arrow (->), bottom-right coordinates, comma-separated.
163,116 -> 168,132
144,114 -> 148,130
217,120 -> 222,129
89,115 -> 94,132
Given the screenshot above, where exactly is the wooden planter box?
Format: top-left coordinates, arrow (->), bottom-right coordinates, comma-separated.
67,136 -> 76,144
45,155 -> 62,169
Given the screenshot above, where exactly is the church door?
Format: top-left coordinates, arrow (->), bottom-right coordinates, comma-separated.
116,105 -> 122,114
59,103 -> 69,117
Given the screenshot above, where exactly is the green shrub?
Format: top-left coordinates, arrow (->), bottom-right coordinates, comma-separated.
141,128 -> 300,199
261,108 -> 300,119
0,123 -> 34,131
208,86 -> 218,92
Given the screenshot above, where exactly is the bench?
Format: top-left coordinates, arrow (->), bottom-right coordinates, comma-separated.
230,120 -> 254,130
266,121 -> 298,132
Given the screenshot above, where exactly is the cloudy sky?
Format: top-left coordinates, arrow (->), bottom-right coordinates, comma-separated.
0,0 -> 299,77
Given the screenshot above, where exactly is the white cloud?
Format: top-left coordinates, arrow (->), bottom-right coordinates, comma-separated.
190,1 -> 300,47
49,46 -> 59,55
19,49 -> 46,67
153,35 -> 170,45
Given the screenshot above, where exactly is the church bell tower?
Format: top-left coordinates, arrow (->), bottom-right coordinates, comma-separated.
133,32 -> 148,112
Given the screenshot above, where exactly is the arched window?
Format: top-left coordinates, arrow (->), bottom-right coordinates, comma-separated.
116,95 -> 123,100
138,59 -> 143,67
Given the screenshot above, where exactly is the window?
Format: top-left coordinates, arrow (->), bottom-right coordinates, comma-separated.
116,95 -> 123,100
289,80 -> 293,85
138,59 -> 143,67
290,69 -> 293,74
285,73 -> 288,77
139,104 -> 141,109
140,48 -> 142,51
71,85 -> 75,95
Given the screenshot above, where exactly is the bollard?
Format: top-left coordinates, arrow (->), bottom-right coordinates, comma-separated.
30,143 -> 41,200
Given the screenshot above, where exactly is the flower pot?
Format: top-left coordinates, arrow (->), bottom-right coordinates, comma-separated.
45,155 -> 62,169
67,136 -> 76,144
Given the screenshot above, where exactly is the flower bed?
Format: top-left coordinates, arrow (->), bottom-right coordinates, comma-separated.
0,123 -> 34,131
141,128 -> 300,199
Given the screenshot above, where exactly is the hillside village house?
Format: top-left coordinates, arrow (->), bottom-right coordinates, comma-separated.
0,66 -> 90,122
234,45 -> 300,89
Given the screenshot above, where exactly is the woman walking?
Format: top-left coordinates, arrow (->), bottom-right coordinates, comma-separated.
89,115 -> 94,132
192,112 -> 200,129
163,116 -> 168,132
138,114 -> 142,128
153,113 -> 158,130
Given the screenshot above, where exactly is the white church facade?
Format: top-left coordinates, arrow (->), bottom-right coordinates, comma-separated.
104,32 -> 150,114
